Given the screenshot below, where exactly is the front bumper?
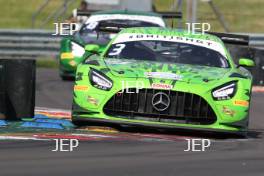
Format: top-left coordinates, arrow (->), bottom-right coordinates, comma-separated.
59,56 -> 82,78
72,96 -> 249,133
59,65 -> 76,78
72,115 -> 248,135
72,76 -> 250,133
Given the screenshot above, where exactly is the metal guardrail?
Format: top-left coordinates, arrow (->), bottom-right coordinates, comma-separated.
0,28 -> 263,60
250,35 -> 264,49
0,29 -> 61,59
0,28 -> 263,85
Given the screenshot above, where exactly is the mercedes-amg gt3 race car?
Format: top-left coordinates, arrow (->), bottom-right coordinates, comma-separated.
71,27 -> 254,135
59,10 -> 181,80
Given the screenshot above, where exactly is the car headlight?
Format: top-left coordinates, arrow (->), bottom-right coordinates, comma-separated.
212,82 -> 237,100
71,42 -> 85,57
89,69 -> 112,91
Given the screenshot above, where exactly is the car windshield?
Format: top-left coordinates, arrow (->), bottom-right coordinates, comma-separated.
77,21 -> 112,45
79,20 -> 160,35
78,20 -> 161,45
105,40 -> 230,68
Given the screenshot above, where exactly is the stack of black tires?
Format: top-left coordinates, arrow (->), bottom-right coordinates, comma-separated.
0,59 -> 35,120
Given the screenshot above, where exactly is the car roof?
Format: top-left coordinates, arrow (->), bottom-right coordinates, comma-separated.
119,27 -> 224,43
92,10 -> 162,17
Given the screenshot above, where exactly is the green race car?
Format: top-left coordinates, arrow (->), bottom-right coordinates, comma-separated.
59,10 -> 175,80
72,27 -> 254,135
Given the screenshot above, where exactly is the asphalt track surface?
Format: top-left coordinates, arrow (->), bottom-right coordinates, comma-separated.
0,68 -> 264,176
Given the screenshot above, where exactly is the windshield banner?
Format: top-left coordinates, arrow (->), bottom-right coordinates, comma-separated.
112,33 -> 226,57
86,14 -> 165,27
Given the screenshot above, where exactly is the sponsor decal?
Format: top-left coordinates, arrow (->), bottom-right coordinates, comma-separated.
69,60 -> 77,66
61,52 -> 74,59
86,14 -> 165,27
145,72 -> 182,80
151,83 -> 173,90
74,85 -> 89,91
233,100 -> 249,107
113,33 -> 226,57
222,106 -> 235,117
87,96 -> 98,106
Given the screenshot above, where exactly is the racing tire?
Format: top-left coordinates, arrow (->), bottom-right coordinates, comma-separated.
71,118 -> 86,127
60,75 -> 74,81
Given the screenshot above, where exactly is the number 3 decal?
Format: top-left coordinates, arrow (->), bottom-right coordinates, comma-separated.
108,44 -> 126,56
86,22 -> 98,30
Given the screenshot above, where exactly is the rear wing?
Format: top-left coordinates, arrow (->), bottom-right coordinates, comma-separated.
77,10 -> 182,19
207,32 -> 249,46
96,23 -> 130,33
155,11 -> 182,19
87,17 -> 249,46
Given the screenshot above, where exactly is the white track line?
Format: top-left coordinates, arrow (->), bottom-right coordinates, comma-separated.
0,136 -> 51,141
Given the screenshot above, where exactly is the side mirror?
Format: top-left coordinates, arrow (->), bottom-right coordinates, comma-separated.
238,58 -> 255,67
85,44 -> 100,54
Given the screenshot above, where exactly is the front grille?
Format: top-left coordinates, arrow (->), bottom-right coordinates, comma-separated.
103,88 -> 217,125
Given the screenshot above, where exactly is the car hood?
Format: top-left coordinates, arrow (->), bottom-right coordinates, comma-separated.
104,59 -> 231,84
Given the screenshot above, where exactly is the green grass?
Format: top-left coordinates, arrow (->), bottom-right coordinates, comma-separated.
154,0 -> 264,33
0,0 -> 82,29
0,0 -> 263,32
36,58 -> 58,68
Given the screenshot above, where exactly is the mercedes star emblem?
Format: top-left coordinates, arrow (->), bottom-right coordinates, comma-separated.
152,92 -> 170,111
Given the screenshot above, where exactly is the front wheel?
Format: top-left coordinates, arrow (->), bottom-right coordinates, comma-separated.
71,118 -> 86,127
60,74 -> 74,81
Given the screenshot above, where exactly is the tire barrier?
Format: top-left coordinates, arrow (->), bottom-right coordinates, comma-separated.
252,49 -> 264,85
0,59 -> 35,120
0,29 -> 60,60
